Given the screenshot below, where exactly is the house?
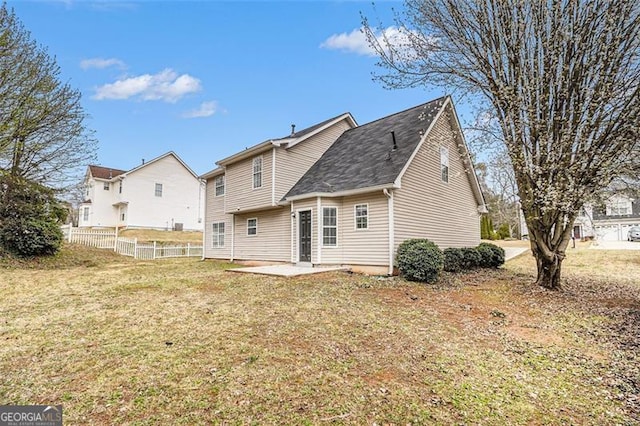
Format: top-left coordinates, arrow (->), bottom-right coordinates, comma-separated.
519,189 -> 640,242
79,151 -> 204,231
579,190 -> 640,241
201,97 -> 486,274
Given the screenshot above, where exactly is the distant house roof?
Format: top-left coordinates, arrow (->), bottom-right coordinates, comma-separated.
88,152 -> 199,182
284,97 -> 448,200
88,165 -> 126,180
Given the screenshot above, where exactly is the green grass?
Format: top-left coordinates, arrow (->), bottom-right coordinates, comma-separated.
0,243 -> 638,424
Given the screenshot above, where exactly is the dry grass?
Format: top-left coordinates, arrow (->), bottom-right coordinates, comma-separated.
0,244 -> 638,424
118,229 -> 203,244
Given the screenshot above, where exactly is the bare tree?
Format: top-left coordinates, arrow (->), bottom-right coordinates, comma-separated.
363,0 -> 640,289
0,4 -> 96,189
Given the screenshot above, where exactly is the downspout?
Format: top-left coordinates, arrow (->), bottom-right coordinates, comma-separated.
272,147 -> 277,206
291,201 -> 295,263
201,180 -> 206,260
384,188 -> 394,276
230,215 -> 235,262
317,196 -> 322,265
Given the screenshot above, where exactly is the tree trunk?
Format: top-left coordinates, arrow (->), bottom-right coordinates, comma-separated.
532,246 -> 564,290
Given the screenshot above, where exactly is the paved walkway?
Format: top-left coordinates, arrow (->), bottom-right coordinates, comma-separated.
228,264 -> 350,277
504,247 -> 529,261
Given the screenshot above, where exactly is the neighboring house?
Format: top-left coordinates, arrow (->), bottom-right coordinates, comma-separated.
201,96 -> 486,274
580,191 -> 640,241
519,191 -> 640,241
79,151 -> 204,231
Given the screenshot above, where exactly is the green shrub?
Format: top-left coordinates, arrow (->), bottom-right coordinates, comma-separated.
443,247 -> 465,272
477,242 -> 505,268
396,239 -> 443,283
0,174 -> 65,257
461,247 -> 483,269
496,223 -> 511,240
0,218 -> 62,257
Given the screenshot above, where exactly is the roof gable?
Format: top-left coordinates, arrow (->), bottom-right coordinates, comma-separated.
87,152 -> 199,182
284,97 -> 447,199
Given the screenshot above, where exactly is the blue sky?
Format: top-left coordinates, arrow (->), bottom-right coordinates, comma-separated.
9,0 -> 454,176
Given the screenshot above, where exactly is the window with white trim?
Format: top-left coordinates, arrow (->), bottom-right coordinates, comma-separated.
212,222 -> 225,248
103,182 -> 109,190
214,175 -> 225,196
355,204 -> 368,230
119,181 -> 122,194
606,196 -> 633,216
440,146 -> 449,183
252,156 -> 262,189
155,183 -> 163,197
322,207 -> 337,246
247,218 -> 257,236
83,207 -> 89,221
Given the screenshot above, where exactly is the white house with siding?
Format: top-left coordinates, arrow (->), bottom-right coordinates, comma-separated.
79,151 -> 204,231
201,97 -> 486,274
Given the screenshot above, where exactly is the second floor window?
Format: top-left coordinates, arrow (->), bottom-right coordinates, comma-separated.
253,156 -> 262,189
215,175 -> 225,196
155,183 -> 163,197
103,182 -> 109,190
83,207 -> 89,221
119,181 -> 122,194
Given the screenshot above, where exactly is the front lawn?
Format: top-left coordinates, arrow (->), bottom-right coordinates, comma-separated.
0,244 -> 638,424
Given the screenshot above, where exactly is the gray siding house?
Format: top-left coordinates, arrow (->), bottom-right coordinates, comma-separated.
201,97 -> 486,274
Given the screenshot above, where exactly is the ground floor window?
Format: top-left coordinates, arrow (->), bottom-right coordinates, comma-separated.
322,207 -> 337,246
83,207 -> 89,221
247,218 -> 257,236
212,222 -> 225,248
355,204 -> 368,230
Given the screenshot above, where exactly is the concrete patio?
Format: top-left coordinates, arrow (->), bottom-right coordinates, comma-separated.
227,264 -> 351,277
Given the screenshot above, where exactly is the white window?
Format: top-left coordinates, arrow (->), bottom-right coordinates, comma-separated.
83,207 -> 89,221
247,218 -> 257,236
606,196 -> 633,216
155,183 -> 163,197
214,175 -> 225,197
355,204 -> 368,230
103,182 -> 109,190
323,207 -> 337,246
121,213 -> 125,221
440,146 -> 449,183
252,156 -> 262,189
119,181 -> 122,194
212,222 -> 225,248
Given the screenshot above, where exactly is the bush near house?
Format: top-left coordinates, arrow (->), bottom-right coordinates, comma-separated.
443,243 -> 505,272
396,239 -> 444,283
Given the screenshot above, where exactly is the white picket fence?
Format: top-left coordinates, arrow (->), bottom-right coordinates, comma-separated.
61,226 -> 203,260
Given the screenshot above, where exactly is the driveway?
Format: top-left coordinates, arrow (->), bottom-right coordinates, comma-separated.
590,240 -> 640,250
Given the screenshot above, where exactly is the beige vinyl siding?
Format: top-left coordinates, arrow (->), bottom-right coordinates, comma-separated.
225,149 -> 273,213
291,199 -> 316,263
339,193 -> 389,266
233,208 -> 291,261
394,110 -> 481,250
274,120 -> 352,201
204,176 -> 232,259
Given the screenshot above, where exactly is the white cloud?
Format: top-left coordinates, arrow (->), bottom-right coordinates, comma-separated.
93,69 -> 202,103
320,26 -> 411,57
182,101 -> 219,118
80,57 -> 126,70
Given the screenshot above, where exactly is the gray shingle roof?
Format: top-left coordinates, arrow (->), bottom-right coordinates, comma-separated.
274,113 -> 352,141
284,97 -> 447,199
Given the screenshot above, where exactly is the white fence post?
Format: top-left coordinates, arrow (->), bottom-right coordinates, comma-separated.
153,241 -> 157,260
114,227 -> 118,251
134,238 -> 138,259
187,243 -> 191,257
